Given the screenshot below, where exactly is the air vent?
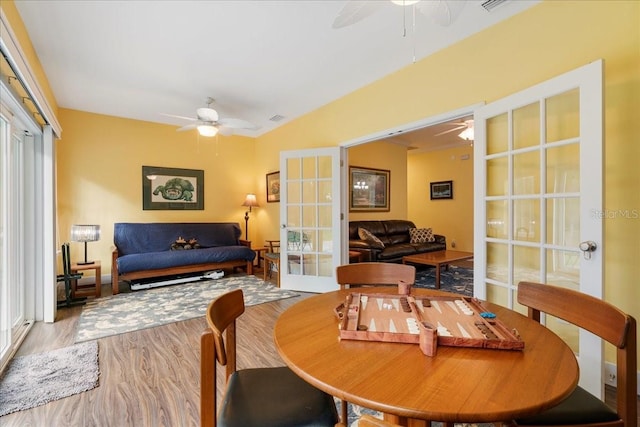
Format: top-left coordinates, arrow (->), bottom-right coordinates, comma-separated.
481,0 -> 508,12
269,114 -> 285,122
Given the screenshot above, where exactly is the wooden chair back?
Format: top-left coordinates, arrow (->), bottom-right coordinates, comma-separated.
336,262 -> 416,290
517,281 -> 637,426
200,289 -> 245,427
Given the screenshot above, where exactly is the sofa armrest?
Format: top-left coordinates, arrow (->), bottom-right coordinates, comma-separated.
433,234 -> 446,245
239,239 -> 251,248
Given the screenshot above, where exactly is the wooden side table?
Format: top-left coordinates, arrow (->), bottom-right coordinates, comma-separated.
71,261 -> 101,298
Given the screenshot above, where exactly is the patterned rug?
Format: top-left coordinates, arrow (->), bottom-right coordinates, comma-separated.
75,275 -> 299,342
413,264 -> 473,296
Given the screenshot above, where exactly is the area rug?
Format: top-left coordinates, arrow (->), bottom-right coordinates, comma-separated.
75,275 -> 299,343
0,341 -> 99,416
338,399 -> 493,427
413,265 -> 473,296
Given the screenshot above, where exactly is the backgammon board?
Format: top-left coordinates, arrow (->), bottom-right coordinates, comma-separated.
335,288 -> 524,356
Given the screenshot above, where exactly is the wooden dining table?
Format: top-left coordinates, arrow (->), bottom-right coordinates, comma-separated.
273,287 -> 579,426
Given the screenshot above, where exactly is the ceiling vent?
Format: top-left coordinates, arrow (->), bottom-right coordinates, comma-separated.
269,114 -> 285,122
481,0 -> 508,12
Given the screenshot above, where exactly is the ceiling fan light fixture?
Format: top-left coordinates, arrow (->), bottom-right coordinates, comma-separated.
458,127 -> 474,141
197,124 -> 218,137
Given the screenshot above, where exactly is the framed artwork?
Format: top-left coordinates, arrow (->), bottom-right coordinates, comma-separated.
142,166 -> 204,210
266,171 -> 280,203
430,180 -> 453,200
349,166 -> 390,212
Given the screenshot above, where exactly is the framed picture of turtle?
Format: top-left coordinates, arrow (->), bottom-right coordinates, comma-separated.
142,166 -> 204,210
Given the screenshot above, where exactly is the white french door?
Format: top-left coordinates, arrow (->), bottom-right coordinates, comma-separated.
474,60 -> 604,396
279,147 -> 343,293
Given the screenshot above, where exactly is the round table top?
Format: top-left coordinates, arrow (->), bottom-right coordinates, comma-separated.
273,287 -> 579,423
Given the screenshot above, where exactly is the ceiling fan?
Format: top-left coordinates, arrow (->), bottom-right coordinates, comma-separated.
163,97 -> 257,137
434,119 -> 474,140
332,0 -> 466,29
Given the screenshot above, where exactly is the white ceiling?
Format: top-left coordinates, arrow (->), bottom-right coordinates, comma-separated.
15,0 -> 539,141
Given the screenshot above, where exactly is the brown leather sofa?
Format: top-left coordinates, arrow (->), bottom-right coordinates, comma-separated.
348,220 -> 446,263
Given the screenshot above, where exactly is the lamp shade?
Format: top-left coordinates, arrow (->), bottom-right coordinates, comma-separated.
197,124 -> 218,137
242,193 -> 259,209
70,224 -> 101,242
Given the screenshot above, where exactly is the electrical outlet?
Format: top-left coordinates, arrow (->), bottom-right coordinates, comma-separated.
451,240 -> 456,248
604,362 -> 617,387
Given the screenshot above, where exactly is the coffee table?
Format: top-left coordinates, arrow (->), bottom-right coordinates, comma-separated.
402,250 -> 473,289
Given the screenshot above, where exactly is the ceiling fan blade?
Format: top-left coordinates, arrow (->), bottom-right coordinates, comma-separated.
160,113 -> 197,122
416,0 -> 466,26
197,107 -> 219,122
332,0 -> 383,29
217,117 -> 257,130
217,126 -> 235,136
177,123 -> 197,132
434,124 -> 466,137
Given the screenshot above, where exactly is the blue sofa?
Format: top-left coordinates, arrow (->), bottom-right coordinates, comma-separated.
111,222 -> 255,294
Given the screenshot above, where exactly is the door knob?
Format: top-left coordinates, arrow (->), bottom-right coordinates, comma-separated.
579,241 -> 597,259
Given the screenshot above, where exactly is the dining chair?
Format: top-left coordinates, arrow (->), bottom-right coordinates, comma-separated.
200,288 -> 339,427
56,243 -> 86,308
336,262 -> 416,290
263,240 -> 281,286
512,281 -> 637,426
334,262 -> 416,424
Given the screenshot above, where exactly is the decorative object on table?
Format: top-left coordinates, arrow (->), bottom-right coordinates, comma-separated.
71,224 -> 100,265
142,165 -> 204,210
430,180 -> 453,200
0,341 -> 99,417
75,275 -> 298,343
241,193 -> 259,240
266,171 -> 280,202
349,166 -> 390,212
334,285 -> 524,356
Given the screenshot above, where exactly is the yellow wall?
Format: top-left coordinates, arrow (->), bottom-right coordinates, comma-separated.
347,141 -> 408,221
407,146 -> 474,252
56,109 -> 257,266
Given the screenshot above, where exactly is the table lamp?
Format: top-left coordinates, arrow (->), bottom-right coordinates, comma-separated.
71,224 -> 101,265
241,194 -> 259,240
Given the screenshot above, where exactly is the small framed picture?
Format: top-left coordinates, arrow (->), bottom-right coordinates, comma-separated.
349,166 -> 390,212
142,166 -> 204,210
430,180 -> 453,200
266,171 -> 280,203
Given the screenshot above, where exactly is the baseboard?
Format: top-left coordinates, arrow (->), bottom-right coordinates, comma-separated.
604,361 -> 640,396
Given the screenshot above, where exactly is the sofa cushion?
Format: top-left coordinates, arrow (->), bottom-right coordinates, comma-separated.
117,245 -> 255,274
358,227 -> 385,248
409,227 -> 435,243
115,222 -> 241,256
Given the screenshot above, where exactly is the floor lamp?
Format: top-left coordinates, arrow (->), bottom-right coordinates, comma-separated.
242,193 -> 259,240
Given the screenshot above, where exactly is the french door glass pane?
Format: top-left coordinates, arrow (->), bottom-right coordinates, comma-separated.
513,102 -> 540,150
486,157 -> 508,197
486,113 -> 508,155
546,143 -> 580,193
546,89 -> 580,142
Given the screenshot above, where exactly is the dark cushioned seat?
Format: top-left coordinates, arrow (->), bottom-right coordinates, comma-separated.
515,386 -> 619,425
218,366 -> 339,427
349,220 -> 445,262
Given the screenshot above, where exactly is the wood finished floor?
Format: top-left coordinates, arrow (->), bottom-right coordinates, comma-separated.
2,274 -> 638,426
